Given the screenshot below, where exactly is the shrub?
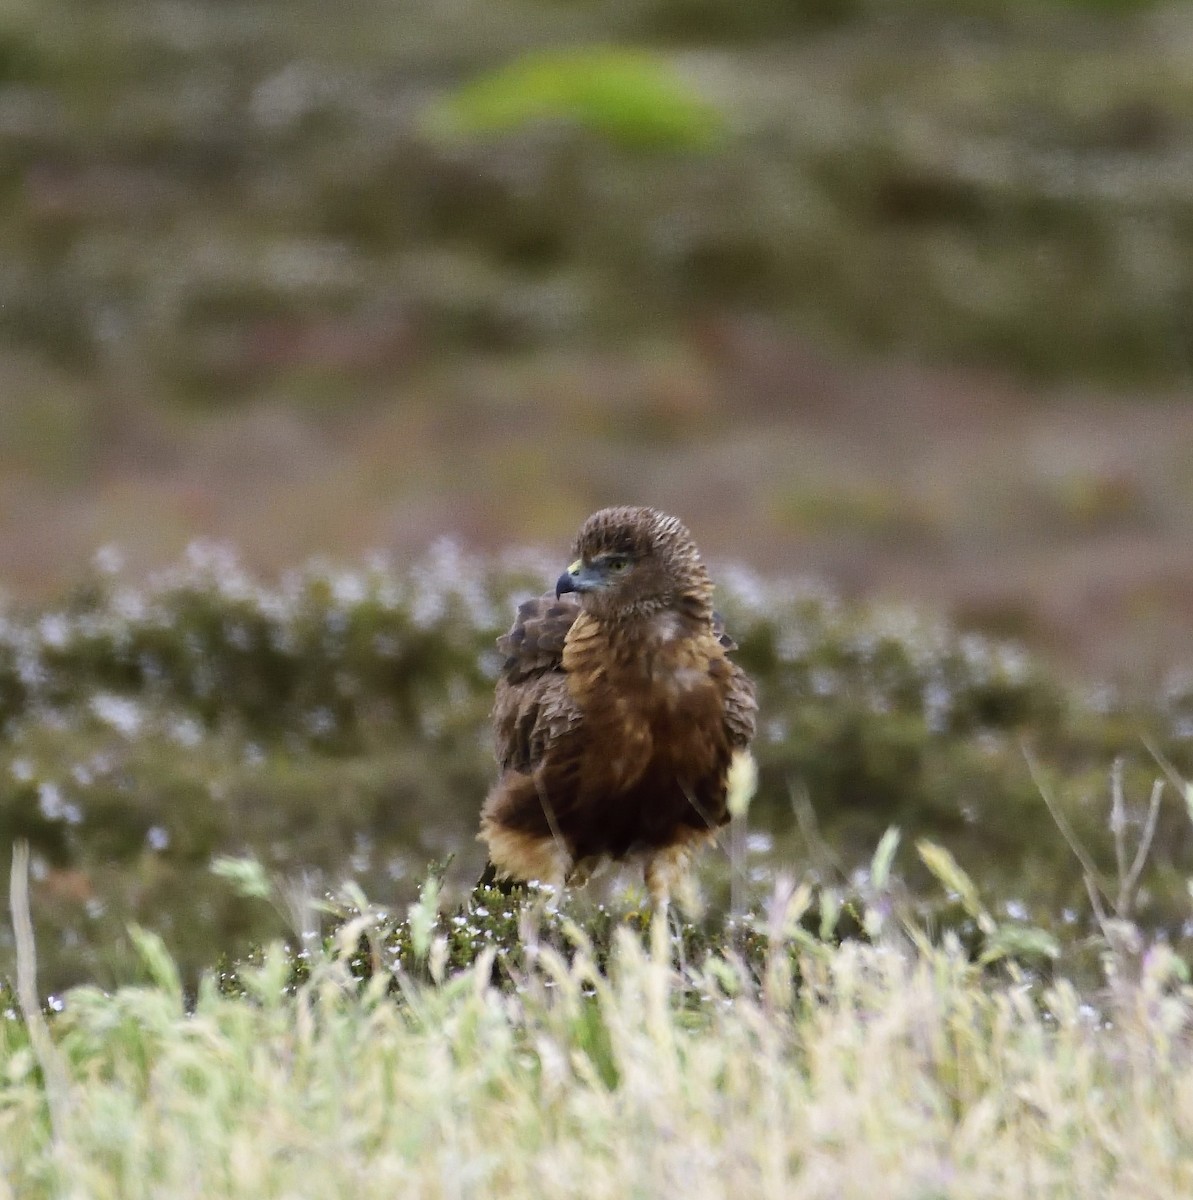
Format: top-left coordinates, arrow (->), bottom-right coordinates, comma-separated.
0,544 -> 1190,991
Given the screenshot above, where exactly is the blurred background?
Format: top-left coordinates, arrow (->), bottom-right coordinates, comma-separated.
5,0 -> 1193,675
4,0 -> 1193,988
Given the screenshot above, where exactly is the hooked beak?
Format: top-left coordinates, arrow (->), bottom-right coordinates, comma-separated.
556,559 -> 600,598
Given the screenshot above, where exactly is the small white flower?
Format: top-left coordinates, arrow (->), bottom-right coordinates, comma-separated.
90,693 -> 144,738
38,782 -> 65,820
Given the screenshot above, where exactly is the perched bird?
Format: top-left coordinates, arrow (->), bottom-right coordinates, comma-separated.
478,506 -> 757,908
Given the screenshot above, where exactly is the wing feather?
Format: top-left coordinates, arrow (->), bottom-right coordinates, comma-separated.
724,661 -> 757,749
497,593 -> 580,681
710,649 -> 757,750
492,592 -> 583,772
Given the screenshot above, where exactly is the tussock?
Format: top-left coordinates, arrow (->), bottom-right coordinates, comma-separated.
3,888 -> 1193,1199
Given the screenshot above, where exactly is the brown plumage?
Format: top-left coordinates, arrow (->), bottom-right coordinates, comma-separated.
478,506 -> 757,906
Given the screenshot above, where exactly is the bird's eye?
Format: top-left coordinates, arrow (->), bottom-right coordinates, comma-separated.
605,555 -> 629,572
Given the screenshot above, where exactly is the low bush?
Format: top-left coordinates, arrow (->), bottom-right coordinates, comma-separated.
0,543 -> 1189,990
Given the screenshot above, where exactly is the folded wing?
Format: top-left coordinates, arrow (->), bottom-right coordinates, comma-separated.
492,592 -> 583,773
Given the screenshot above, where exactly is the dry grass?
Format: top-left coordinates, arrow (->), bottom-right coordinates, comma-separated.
3,863 -> 1193,1199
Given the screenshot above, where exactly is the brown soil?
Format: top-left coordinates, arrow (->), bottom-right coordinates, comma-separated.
3,324 -> 1191,688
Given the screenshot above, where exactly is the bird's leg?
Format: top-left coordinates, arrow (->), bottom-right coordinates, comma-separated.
645,844 -> 705,931
529,773 -> 572,911
644,855 -> 673,921
565,859 -> 594,889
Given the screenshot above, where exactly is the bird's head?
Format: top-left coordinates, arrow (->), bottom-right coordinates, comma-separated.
555,506 -> 712,623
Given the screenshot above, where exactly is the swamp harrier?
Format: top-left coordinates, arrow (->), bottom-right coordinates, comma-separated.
479,506 -> 757,907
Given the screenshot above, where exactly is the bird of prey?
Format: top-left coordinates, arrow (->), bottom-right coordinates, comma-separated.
478,506 -> 757,907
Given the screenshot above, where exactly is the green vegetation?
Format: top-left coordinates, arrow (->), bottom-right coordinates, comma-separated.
430,49 -> 725,151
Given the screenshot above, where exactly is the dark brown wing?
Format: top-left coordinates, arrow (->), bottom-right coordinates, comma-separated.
723,659 -> 757,749
492,592 -> 583,772
497,593 -> 580,681
710,613 -> 755,748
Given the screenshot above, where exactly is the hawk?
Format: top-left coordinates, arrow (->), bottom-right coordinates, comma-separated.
478,506 -> 757,907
